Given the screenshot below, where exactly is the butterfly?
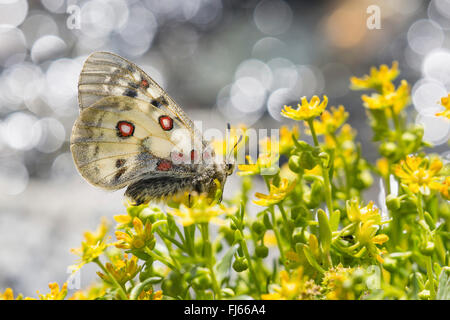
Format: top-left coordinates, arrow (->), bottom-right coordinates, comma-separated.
70,52 -> 236,205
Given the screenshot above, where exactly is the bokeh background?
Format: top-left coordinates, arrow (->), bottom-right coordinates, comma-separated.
0,0 -> 449,296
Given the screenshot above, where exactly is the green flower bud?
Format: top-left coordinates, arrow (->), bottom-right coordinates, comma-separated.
379,142 -> 397,158
251,221 -> 266,236
420,241 -> 435,256
418,289 -> 431,300
292,227 -> 304,243
192,274 -> 212,290
234,229 -> 244,242
288,155 -> 302,173
386,194 -> 401,211
232,257 -> 248,272
401,132 -> 416,144
255,245 -> 269,258
299,151 -> 317,170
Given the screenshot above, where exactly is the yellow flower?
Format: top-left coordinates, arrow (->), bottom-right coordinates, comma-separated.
436,93 -> 450,119
138,289 -> 163,300
263,231 -> 278,247
306,105 -> 348,135
97,254 -> 140,285
70,218 -> 111,271
253,178 -> 296,206
0,288 -> 15,300
69,283 -> 107,300
376,158 -> 389,178
115,217 -> 154,250
322,264 -> 357,300
362,80 -> 410,114
36,283 -> 68,300
357,220 -> 389,263
350,61 -> 399,91
168,193 -> 237,226
261,268 -> 320,300
440,176 -> 450,200
237,153 -> 279,176
346,200 -> 383,225
393,155 -> 443,195
281,95 -> 328,121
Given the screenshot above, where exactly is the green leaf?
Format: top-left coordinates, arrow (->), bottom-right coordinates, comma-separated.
129,277 -> 162,300
214,244 -> 238,283
436,267 -> 450,300
299,244 -> 325,274
317,209 -> 331,253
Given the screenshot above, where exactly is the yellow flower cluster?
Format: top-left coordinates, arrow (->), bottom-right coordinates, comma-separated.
306,105 -> 348,136
281,95 -> 328,121
115,217 -> 154,250
351,61 -> 399,91
393,155 -> 443,195
70,218 -> 111,271
362,80 -> 410,114
261,268 -> 320,300
253,178 -> 296,206
97,253 -> 140,285
168,193 -> 237,226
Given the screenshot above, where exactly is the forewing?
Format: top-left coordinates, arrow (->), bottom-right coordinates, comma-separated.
70,96 -> 197,190
78,51 -> 204,146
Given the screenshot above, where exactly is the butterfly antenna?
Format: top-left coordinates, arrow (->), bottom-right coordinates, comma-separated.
227,134 -> 243,164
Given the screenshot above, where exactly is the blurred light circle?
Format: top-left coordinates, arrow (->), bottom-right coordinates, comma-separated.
428,0 -> 450,30
44,58 -> 80,115
325,6 -> 366,48
107,0 -> 130,31
235,59 -> 273,90
230,77 -> 266,113
412,79 -> 448,115
2,112 -> 41,151
80,0 -> 115,38
293,65 -> 324,97
386,0 -> 423,15
3,63 -> 44,106
252,37 -> 287,61
31,35 -> 67,64
267,88 -> 297,121
0,25 -> 26,66
416,113 -> 450,145
21,14 -> 59,49
422,49 -> 450,88
33,118 -> 65,153
407,19 -> 444,55
0,0 -> 28,27
51,152 -> 77,180
254,0 -> 293,36
118,5 -> 157,56
191,0 -> 222,25
41,0 -> 66,13
267,58 -> 297,91
0,160 -> 29,195
144,0 -> 178,16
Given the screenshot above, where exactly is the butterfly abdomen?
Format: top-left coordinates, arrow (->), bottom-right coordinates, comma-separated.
125,177 -> 194,205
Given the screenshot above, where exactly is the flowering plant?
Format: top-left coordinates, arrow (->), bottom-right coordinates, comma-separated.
2,62 -> 449,300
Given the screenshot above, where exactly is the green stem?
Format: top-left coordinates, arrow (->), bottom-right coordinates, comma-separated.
200,223 -> 222,299
94,258 -> 128,300
308,119 -> 334,215
239,236 -> 262,296
269,208 -> 286,264
143,247 -> 177,270
417,193 -> 436,299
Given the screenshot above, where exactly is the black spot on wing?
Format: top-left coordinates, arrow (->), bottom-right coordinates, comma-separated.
116,159 -> 126,168
128,82 -> 139,89
123,88 -> 137,98
114,168 -> 126,182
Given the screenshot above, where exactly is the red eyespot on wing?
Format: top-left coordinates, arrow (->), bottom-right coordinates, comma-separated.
159,116 -> 173,131
140,79 -> 149,88
157,160 -> 172,171
116,121 -> 135,137
171,151 -> 186,164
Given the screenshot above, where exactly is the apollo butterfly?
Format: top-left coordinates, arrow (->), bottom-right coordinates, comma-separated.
70,52 -> 235,205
